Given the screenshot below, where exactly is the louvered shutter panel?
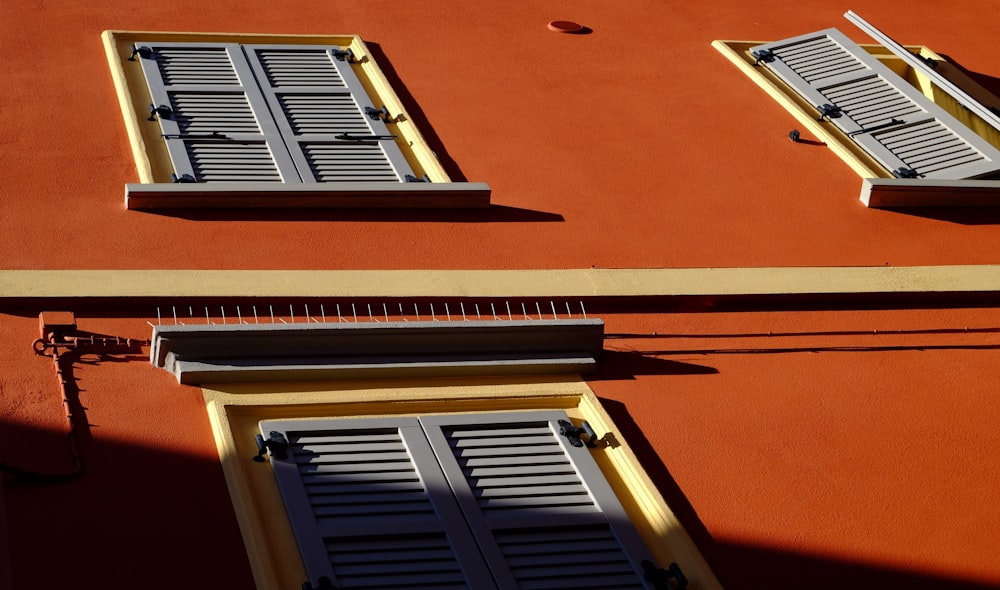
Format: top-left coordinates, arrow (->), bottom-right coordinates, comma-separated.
260,417 -> 499,590
136,42 -> 300,182
243,45 -> 418,183
751,28 -> 1000,179
420,411 -> 656,590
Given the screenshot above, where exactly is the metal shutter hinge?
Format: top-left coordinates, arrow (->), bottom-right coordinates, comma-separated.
816,104 -> 842,122
148,103 -> 172,121
365,105 -> 392,122
557,419 -> 606,448
751,49 -> 774,66
404,174 -> 431,183
641,560 -> 688,590
892,167 -> 919,179
302,577 -> 339,590
252,432 -> 289,462
332,48 -> 355,63
128,44 -> 152,61
171,173 -> 197,183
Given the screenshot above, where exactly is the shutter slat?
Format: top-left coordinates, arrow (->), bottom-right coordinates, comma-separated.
751,28 -> 1000,179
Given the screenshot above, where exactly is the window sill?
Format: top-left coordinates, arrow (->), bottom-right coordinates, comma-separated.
125,181 -> 491,209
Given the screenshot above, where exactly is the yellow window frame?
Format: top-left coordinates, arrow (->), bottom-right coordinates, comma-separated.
202,375 -> 723,590
102,31 -> 490,209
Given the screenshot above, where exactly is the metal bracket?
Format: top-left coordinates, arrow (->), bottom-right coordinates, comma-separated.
816,104 -> 842,122
334,132 -> 398,141
892,167 -> 919,179
848,118 -> 905,136
128,44 -> 152,61
302,577 -> 339,590
332,48 -> 355,63
751,49 -> 774,66
148,103 -> 172,121
641,560 -> 688,589
404,174 -> 431,183
788,129 -> 800,143
557,419 -> 603,448
171,173 -> 197,183
253,431 -> 289,462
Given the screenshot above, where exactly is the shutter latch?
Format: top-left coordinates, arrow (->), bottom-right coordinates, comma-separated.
335,132 -> 398,141
816,104 -> 842,122
848,118 -> 905,136
252,432 -> 289,462
302,576 -> 339,590
558,419 -> 602,448
641,560 -> 688,589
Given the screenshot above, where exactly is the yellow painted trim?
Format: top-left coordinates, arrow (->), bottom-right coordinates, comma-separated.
102,31 -> 451,184
4,266 -> 1000,299
202,377 -> 723,590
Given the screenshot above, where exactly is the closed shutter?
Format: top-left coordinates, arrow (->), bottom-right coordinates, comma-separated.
421,412 -> 656,589
135,42 -> 300,182
260,417 -> 498,590
751,28 -> 1000,180
244,45 -> 418,182
263,412 -> 658,589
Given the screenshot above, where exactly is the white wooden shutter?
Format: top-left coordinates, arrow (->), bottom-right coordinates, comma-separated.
135,42 -> 300,182
260,417 -> 498,590
243,45 -> 418,183
420,412 -> 656,590
751,28 -> 1000,180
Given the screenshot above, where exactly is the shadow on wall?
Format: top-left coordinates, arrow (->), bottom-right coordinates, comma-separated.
0,420 -> 255,590
598,398 -> 1000,590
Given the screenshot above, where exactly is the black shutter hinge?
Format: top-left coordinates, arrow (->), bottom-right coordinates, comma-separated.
642,560 -> 688,590
332,48 -> 355,63
302,577 -> 339,590
171,173 -> 196,183
252,432 -> 289,462
365,105 -> 392,122
128,44 -> 152,61
404,174 -> 431,183
751,49 -> 774,66
892,167 -> 919,179
557,419 -> 604,448
816,104 -> 842,122
148,103 -> 172,121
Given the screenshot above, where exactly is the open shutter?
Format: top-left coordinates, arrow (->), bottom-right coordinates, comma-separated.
244,45 -> 418,183
136,42 -> 300,182
420,411 -> 656,590
260,417 -> 498,590
751,28 -> 1000,180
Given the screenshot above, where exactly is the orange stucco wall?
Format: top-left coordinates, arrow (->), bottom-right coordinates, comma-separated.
3,0 -> 1000,589
2,1 -> 1000,270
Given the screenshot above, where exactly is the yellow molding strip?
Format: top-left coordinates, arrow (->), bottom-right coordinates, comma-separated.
2,266 -> 1000,298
